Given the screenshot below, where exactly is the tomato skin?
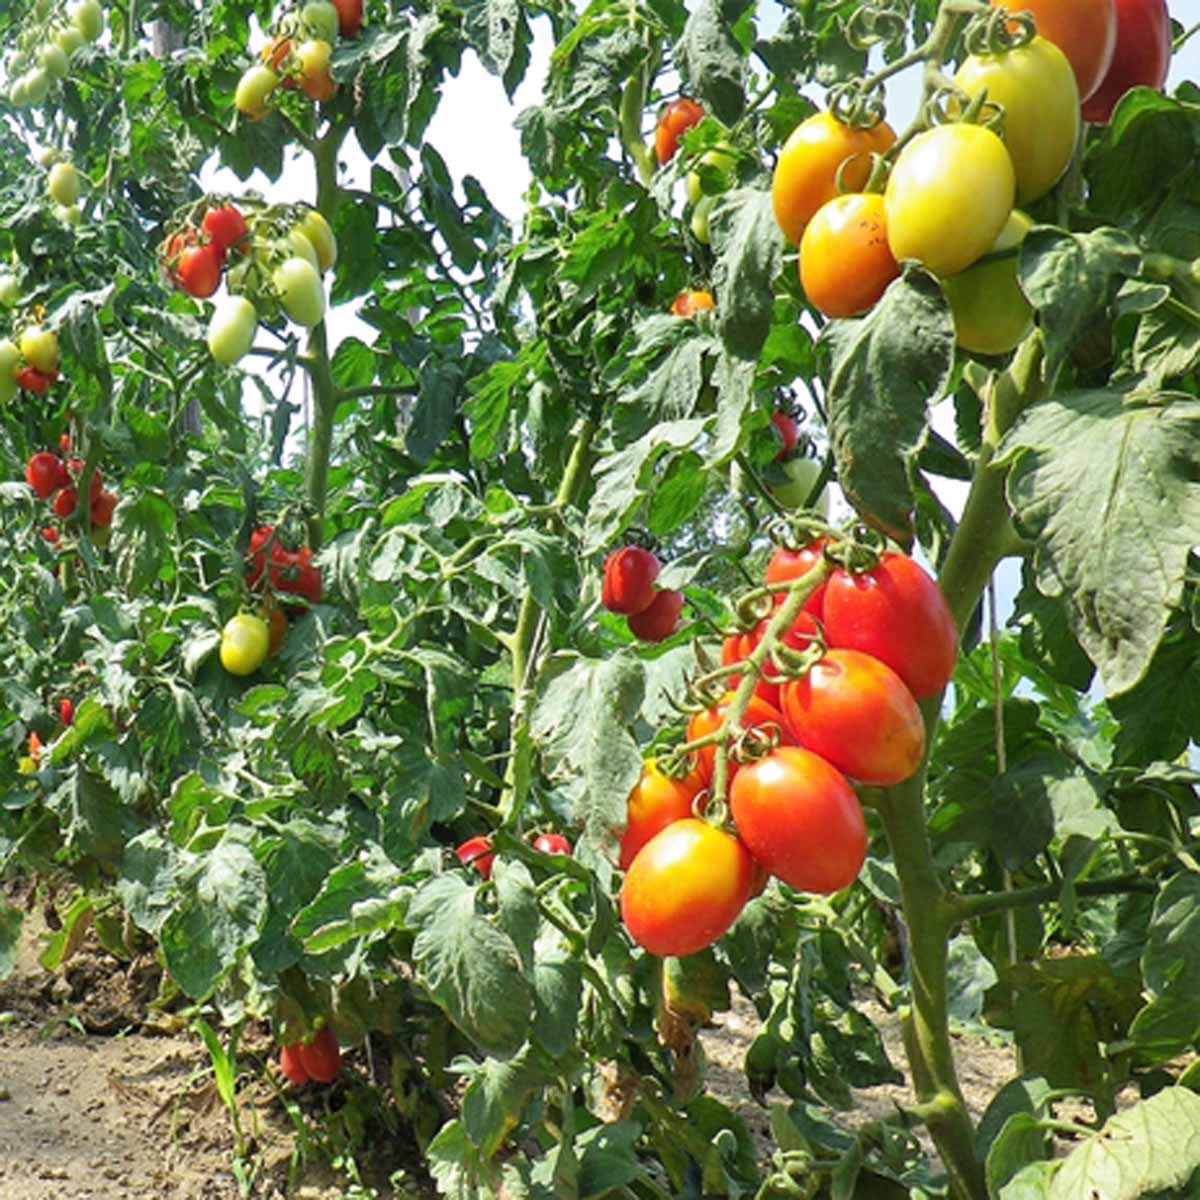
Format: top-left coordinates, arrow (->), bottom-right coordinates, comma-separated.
655,98 -> 704,166
1080,0 -> 1171,124
297,210 -> 337,272
771,412 -> 799,461
207,296 -> 258,366
781,649 -> 925,786
772,113 -> 896,246
20,327 -> 59,374
730,747 -> 866,893
627,589 -> 683,643
670,290 -> 715,318
176,242 -> 224,299
687,692 -> 791,787
260,601 -> 288,657
619,759 -> 703,870
202,205 -> 249,256
772,456 -> 829,515
279,1043 -> 309,1085
822,551 -> 958,700
17,366 -> 54,395
456,835 -> 495,879
602,546 -> 660,615
302,1 -> 341,43
274,256 -> 326,327
620,818 -> 754,957
800,192 -> 900,318
53,486 -> 78,518
26,452 -> 69,499
219,613 -> 270,677
73,0 -> 104,40
955,37 -> 1079,204
764,539 -> 830,618
332,0 -> 363,37
533,833 -> 572,856
297,1027 -> 341,1083
994,0 -> 1116,102
943,210 -> 1034,356
47,162 -> 81,207
236,65 -> 279,119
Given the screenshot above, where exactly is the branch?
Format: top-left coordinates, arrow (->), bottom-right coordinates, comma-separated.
949,874 -> 1157,924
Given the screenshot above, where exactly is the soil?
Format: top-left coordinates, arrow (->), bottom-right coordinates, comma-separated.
0,888 -> 1019,1200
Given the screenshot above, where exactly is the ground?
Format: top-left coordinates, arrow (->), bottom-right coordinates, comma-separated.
0,887 -> 1019,1200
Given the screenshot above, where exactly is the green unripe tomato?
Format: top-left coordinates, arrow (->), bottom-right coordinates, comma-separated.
770,456 -> 829,514
219,613 -> 270,676
273,256 -> 326,327
942,210 -> 1034,356
23,68 -> 51,105
302,1 -> 340,43
235,65 -> 278,119
0,274 -> 20,307
71,0 -> 104,42
47,162 -> 81,207
55,26 -> 87,56
296,209 -> 337,271
34,0 -> 53,17
685,146 -> 737,207
9,77 -> 30,108
281,228 -> 320,272
38,43 -> 70,80
691,194 -> 715,245
55,203 -> 82,227
207,296 -> 258,366
0,340 -> 18,404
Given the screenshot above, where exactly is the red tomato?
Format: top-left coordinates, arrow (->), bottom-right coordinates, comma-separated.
68,460 -> 103,503
245,527 -> 322,606
59,698 -> 74,725
332,0 -> 363,37
279,1043 -> 309,1085
456,835 -> 495,879
722,626 -> 780,707
297,1027 -> 341,1083
730,747 -> 866,893
780,649 -> 925,786
53,486 -> 78,518
59,433 -> 70,454
1080,0 -> 1170,123
620,818 -> 754,956
176,241 -> 224,298
26,452 -> 68,499
822,551 -> 958,700
764,538 -> 828,589
800,192 -> 900,318
670,289 -> 715,317
627,589 -> 683,642
201,204 -> 249,256
995,0 -> 1117,102
687,691 -> 791,787
16,366 -> 54,395
601,546 -> 660,615
533,833 -> 572,856
91,490 -> 117,528
771,412 -> 799,461
161,229 -> 195,287
41,526 -> 59,544
655,98 -> 704,165
619,758 -> 703,870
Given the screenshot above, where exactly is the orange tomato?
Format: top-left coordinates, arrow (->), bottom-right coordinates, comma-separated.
799,193 -> 899,318
619,759 -> 703,870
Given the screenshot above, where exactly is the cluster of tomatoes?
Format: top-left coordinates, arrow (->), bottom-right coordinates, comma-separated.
601,546 -> 684,644
454,831 -> 572,881
618,536 -> 959,959
161,199 -> 336,366
4,0 -> 104,108
0,324 -> 62,401
25,445 -> 117,536
235,0 -> 362,120
41,157 -> 84,226
278,1025 -> 341,1086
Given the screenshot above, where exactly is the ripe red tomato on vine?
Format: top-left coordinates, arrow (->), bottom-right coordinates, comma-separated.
26,452 -> 68,499
655,98 -> 704,165
619,759 -> 702,870
602,546 -> 660,615
627,588 -> 683,642
686,691 -> 791,786
456,835 -> 495,879
201,204 -> 249,256
297,1027 -> 341,1083
1079,0 -> 1171,123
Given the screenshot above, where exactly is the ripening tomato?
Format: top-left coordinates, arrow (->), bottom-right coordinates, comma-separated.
297,1026 -> 341,1083
994,0 -> 1116,102
175,241 -> 224,299
332,0 -> 363,37
16,366 -> 53,395
297,39 -> 337,102
261,35 -> 292,76
781,649 -> 925,786
202,205 -> 249,256
655,98 -> 704,165
20,326 -> 59,374
302,0 -> 340,43
236,64 -> 279,119
687,692 -> 791,787
722,626 -> 780,708
59,698 -> 74,726
730,747 -> 866,893
943,210 -> 1034,356
47,162 -> 81,207
90,489 -> 117,528
764,537 -> 830,609
670,290 -> 715,318
619,758 -> 703,870
26,452 -> 68,499
260,601 -> 288,657
68,460 -> 103,503
772,112 -> 896,246
534,833 -> 572,856
1080,0 -> 1171,123
602,546 -> 660,615
207,296 -> 258,366
620,818 -> 754,957
41,526 -> 59,544
456,835 -> 495,879
885,124 -> 1015,277
52,486 -> 77,518
955,37 -> 1079,204
800,192 -> 900,318
279,1043 -> 309,1085
297,210 -> 337,272
822,551 -> 958,700
274,256 -> 326,326
280,547 -> 323,606
627,588 -> 683,642
219,613 -> 270,677
771,412 -> 799,461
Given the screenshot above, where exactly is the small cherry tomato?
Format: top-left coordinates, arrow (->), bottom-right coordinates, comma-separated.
219,613 -> 270,677
627,588 -> 683,643
279,1043 -> 309,1085
297,1027 -> 341,1083
1080,0 -> 1170,123
686,692 -> 791,787
619,758 -> 703,870
670,290 -> 715,317
601,546 -> 660,615
201,204 -> 249,256
456,835 -> 495,879
655,98 -> 704,165
90,489 -> 117,528
800,192 -> 900,318
533,833 -> 572,856
26,452 -> 69,499
176,241 -> 224,299
771,412 -> 799,461
59,698 -> 74,725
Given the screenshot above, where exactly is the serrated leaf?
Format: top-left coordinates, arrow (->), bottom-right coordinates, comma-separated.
712,188 -> 784,359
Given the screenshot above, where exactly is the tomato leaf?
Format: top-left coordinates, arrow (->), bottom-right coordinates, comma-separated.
674,0 -> 747,125
531,953 -> 582,1058
819,266 -> 954,542
712,188 -> 784,359
999,389 -> 1200,695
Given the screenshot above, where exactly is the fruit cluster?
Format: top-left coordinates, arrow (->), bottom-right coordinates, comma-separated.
4,0 -> 104,109
618,535 -> 958,958
0,325 -> 61,401
601,546 -> 683,643
278,1026 -> 341,1085
235,0 -> 363,121
25,447 -> 116,531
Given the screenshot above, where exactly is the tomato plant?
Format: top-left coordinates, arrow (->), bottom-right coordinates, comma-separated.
800,192 -> 900,318
1080,0 -> 1171,123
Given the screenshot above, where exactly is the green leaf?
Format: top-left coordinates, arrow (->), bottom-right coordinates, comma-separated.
674,0 -> 746,124
461,1046 -> 542,1159
531,953 -> 582,1058
820,266 -> 954,541
1142,872 -> 1200,1000
0,904 -> 22,981
577,1121 -> 644,1199
112,490 -> 177,595
998,390 -> 1200,695
712,188 -> 785,359
987,1114 -> 1051,1199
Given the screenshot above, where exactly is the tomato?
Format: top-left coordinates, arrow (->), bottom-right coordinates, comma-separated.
202,205 -> 249,256
47,162 -> 80,207
17,366 -> 54,395
627,588 -> 683,643
690,195 -> 714,246
456,835 -> 495,879
41,526 -> 59,544
56,204 -> 82,228
207,296 -> 258,366
730,747 -> 866,893
279,1043 -> 309,1085
765,537 -> 829,589
670,290 -> 715,318
297,39 -> 337,102
68,460 -> 104,503
955,37 -> 1079,204
686,145 -> 737,206
772,112 -> 896,246
302,1 -> 341,43
260,601 -> 288,657
53,486 -> 78,518
56,26 -> 87,56
297,1027 -> 341,1083
26,452 -> 68,499
771,412 -> 798,461
279,227 -> 321,272
297,209 -> 337,272
722,606 -> 819,708
801,192 -> 899,318
0,273 -> 18,306
602,546 -> 660,615
236,65 -> 279,119
822,552 -> 958,701
687,691 -> 791,787
72,0 -> 104,41
38,43 -> 70,80
885,124 -> 1015,277
619,759 -> 703,870
20,326 -> 59,374
219,613 -> 270,677
332,0 -> 364,37
621,819 -> 753,956
274,257 -> 326,326
1080,0 -> 1171,123
533,833 -> 572,856
655,98 -> 704,166
58,698 -> 74,726
772,456 -> 829,514
90,489 -> 117,528
780,649 -> 925,786
286,548 -> 323,606
943,210 -> 1034,356
262,35 -> 293,76
995,0 -> 1116,102
25,69 -> 50,103
176,241 -> 224,299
